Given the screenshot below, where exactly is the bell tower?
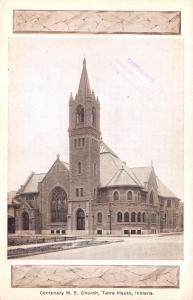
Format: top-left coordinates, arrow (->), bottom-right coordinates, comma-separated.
67,58 -> 100,234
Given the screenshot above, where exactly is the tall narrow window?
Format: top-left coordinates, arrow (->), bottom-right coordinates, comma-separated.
142,212 -> 146,222
74,139 -> 77,148
117,212 -> 122,222
141,192 -> 146,202
92,107 -> 96,127
22,211 -> 29,230
124,212 -> 129,222
93,163 -> 97,176
137,212 -> 141,222
113,191 -> 119,201
80,188 -> 83,197
97,212 -> 102,223
82,138 -> 85,147
76,188 -> 79,197
78,162 -> 81,174
151,214 -> 155,223
150,191 -> 154,205
151,214 -> 156,223
131,212 -> 136,222
127,191 -> 132,201
76,105 -> 84,124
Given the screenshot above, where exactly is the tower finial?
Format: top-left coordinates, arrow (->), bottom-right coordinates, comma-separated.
78,56 -> 91,97
83,54 -> 86,64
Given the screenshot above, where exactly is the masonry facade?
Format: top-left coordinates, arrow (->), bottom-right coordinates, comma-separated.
11,59 -> 183,236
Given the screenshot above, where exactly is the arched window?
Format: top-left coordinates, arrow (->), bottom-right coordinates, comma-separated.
78,162 -> 81,174
97,212 -> 102,223
131,212 -> 136,222
113,191 -> 119,201
117,212 -> 122,222
142,212 -> 146,222
22,211 -> 29,230
76,105 -> 84,124
151,214 -> 154,223
151,214 -> 156,223
50,187 -> 67,223
92,107 -> 96,127
127,191 -> 132,201
149,191 -> 154,205
93,163 -> 97,176
137,212 -> 141,222
124,212 -> 129,222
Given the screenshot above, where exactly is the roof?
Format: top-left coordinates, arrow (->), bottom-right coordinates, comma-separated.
106,168 -> 141,187
77,58 -> 92,98
100,141 -> 178,198
100,140 -> 118,158
100,141 -> 141,188
21,173 -> 45,194
16,141 -> 179,199
156,177 -> 177,198
131,167 -> 152,187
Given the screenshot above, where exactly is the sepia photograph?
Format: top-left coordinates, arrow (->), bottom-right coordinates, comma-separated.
8,33 -> 183,261
0,0 -> 192,298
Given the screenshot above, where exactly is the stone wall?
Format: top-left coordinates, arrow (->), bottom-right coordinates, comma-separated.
38,159 -> 69,232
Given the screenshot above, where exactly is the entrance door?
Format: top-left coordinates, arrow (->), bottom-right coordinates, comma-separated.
8,216 -> 15,233
76,209 -> 85,230
22,212 -> 29,230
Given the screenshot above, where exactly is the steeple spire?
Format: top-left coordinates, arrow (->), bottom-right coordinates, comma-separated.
78,58 -> 91,98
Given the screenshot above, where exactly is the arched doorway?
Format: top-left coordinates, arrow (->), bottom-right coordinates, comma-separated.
22,211 -> 29,230
76,209 -> 85,230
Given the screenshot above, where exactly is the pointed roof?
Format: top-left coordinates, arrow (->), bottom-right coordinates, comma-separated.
77,58 -> 92,98
21,173 -> 46,194
106,167 -> 141,187
131,166 -> 152,188
100,140 -> 118,158
156,177 -> 177,198
100,140 -> 142,188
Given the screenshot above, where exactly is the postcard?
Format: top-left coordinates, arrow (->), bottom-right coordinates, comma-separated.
0,1 -> 193,299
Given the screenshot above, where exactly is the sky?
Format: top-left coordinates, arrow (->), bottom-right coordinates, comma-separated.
8,36 -> 183,199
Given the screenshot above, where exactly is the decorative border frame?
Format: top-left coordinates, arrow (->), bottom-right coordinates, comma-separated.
13,10 -> 181,35
11,265 -> 180,288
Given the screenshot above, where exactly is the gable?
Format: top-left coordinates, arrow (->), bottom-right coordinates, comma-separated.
38,158 -> 70,199
100,142 -> 142,188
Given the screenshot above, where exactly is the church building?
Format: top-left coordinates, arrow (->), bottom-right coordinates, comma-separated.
11,59 -> 183,236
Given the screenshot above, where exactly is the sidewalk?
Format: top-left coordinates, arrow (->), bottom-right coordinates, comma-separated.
8,238 -> 94,250
77,231 -> 183,239
8,237 -> 122,259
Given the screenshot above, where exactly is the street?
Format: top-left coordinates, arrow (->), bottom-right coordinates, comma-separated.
20,234 -> 183,260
